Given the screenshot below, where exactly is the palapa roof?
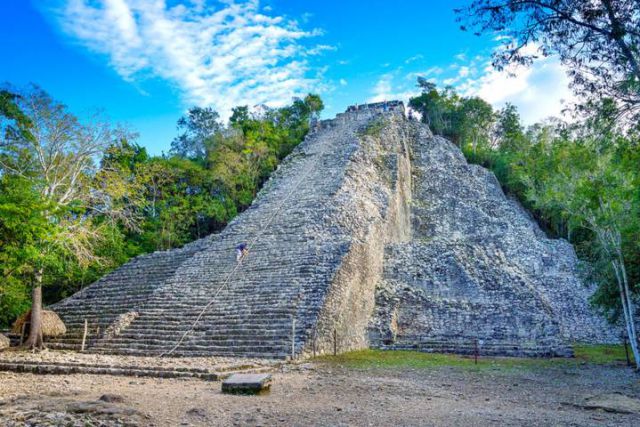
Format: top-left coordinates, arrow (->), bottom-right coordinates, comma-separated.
11,310 -> 67,337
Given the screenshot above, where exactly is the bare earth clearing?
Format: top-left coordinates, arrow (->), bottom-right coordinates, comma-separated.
1,351 -> 640,426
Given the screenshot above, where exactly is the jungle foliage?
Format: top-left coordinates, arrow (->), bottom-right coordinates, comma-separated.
0,86 -> 322,328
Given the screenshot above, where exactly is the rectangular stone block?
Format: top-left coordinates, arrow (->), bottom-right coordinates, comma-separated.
222,373 -> 272,395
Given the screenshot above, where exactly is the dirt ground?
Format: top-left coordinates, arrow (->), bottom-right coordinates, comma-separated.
1,361 -> 639,426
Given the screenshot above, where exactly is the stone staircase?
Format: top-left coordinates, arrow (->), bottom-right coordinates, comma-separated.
50,103 -> 409,358
49,240 -> 209,350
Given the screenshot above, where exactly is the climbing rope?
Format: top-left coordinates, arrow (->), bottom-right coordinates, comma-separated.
159,132 -> 329,357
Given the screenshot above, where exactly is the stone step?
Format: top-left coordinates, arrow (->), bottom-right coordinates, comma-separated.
60,308 -> 300,320
47,108 -> 393,357
0,361 -> 274,380
59,315 -> 299,328
372,340 -> 573,358
119,327 -> 295,336
55,325 -> 300,339
86,349 -> 290,358
59,293 -> 309,306
52,331 -> 298,344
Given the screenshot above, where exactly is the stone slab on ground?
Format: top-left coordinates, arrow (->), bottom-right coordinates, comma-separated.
222,373 -> 272,394
583,393 -> 640,414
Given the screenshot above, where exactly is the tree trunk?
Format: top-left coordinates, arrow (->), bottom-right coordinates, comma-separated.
24,269 -> 44,349
612,260 -> 640,369
602,0 -> 640,81
619,255 -> 639,369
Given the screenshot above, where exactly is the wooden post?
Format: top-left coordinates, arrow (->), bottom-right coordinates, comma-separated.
624,335 -> 631,367
333,329 -> 337,356
81,319 -> 88,352
19,322 -> 27,346
291,318 -> 296,360
474,339 -> 479,365
312,330 -> 317,358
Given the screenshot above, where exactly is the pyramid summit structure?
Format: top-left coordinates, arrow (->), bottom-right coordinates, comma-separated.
50,102 -> 617,358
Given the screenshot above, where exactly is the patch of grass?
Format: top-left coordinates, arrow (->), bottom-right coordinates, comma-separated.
317,349 -> 551,371
574,344 -> 634,365
318,349 -> 474,369
358,118 -> 387,138
316,345 -> 634,372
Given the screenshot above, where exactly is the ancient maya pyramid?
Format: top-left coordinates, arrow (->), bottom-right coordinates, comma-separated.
51,102 -> 617,358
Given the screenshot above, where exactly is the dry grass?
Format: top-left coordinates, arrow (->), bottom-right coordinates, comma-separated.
11,310 -> 66,337
317,345 -> 635,371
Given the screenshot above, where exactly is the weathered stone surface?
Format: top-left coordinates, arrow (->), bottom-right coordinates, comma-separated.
0,350 -> 278,380
583,393 -> 640,414
0,334 -> 9,351
103,312 -> 138,340
49,102 -> 409,358
186,407 -> 208,418
48,101 -> 615,359
222,373 -> 272,394
99,394 -> 125,403
367,131 -> 618,356
67,400 -> 125,414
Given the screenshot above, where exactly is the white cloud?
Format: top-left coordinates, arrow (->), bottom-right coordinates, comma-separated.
369,72 -> 418,104
306,44 -> 336,56
369,73 -> 393,102
406,66 -> 444,81
405,54 -> 423,64
46,0 -> 326,117
459,55 -> 576,124
375,43 -> 576,126
339,78 -> 348,86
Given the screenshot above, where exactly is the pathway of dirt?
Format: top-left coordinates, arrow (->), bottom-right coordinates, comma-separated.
1,362 -> 639,426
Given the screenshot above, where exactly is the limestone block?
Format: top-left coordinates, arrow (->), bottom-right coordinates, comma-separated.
222,373 -> 272,394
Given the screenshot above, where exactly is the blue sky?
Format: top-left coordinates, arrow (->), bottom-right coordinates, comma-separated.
1,0 -> 573,154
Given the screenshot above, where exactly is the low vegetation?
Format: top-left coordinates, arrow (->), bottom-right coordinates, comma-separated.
358,117 -> 387,138
318,345 -> 635,371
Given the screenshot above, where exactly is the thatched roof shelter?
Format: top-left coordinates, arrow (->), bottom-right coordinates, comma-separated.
0,333 -> 9,350
11,310 -> 67,337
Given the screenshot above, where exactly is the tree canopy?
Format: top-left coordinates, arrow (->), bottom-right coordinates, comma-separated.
0,84 -> 323,340
456,0 -> 640,122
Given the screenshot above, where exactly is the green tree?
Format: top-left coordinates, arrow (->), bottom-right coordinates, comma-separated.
170,106 -> 222,161
458,96 -> 495,154
409,79 -> 453,136
457,0 -> 640,121
0,86 -> 136,348
0,175 -> 51,327
409,80 -> 495,151
527,146 -> 639,368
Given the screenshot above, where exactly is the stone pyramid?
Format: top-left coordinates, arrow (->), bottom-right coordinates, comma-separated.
50,102 -> 616,358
